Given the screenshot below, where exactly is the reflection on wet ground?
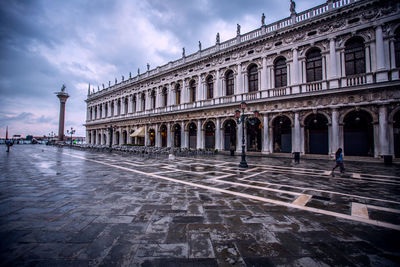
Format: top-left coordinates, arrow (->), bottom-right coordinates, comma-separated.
1,145 -> 400,266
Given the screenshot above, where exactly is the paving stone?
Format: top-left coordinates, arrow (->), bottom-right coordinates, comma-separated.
1,145 -> 399,266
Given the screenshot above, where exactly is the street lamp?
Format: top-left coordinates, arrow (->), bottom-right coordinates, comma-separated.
234,101 -> 259,168
66,127 -> 75,146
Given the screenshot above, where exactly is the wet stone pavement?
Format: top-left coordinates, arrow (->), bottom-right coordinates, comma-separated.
1,145 -> 400,266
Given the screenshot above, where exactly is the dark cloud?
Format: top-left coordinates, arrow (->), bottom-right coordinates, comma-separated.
0,0 -> 323,137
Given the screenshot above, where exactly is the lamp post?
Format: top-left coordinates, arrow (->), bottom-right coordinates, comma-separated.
67,127 -> 75,146
234,101 -> 259,168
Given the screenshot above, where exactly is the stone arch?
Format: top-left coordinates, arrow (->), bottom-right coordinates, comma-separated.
343,109 -> 374,156
301,110 -> 331,126
223,118 -> 237,151
202,118 -> 216,130
204,120 -> 216,149
339,107 -> 377,125
389,106 -> 400,123
304,113 -> 329,154
271,115 -> 292,153
184,120 -> 197,131
269,113 -> 294,128
221,117 -> 237,128
339,35 -> 367,49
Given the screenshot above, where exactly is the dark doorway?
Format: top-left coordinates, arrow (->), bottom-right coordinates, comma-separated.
273,116 -> 292,153
160,125 -> 167,147
188,122 -> 197,149
173,124 -> 181,148
224,119 -> 237,151
148,129 -> 155,146
247,118 -> 262,152
205,121 -> 215,149
122,131 -> 127,145
344,110 -> 374,156
305,114 -> 328,154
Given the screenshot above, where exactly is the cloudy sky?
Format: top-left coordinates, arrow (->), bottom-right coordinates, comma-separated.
0,0 -> 323,138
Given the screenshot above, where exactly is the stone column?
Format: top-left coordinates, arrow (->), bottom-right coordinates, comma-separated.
107,101 -> 111,117
197,119 -> 203,149
262,114 -> 270,154
167,122 -> 171,147
102,103 -> 106,118
155,124 -> 160,147
375,25 -> 388,82
181,121 -> 186,148
331,109 -> 339,155
215,70 -> 221,98
144,124 -> 148,146
184,123 -> 190,148
56,90 -> 69,141
215,117 -> 221,150
261,57 -> 268,91
121,97 -> 126,115
85,130 -> 89,144
390,39 -> 399,80
237,63 -> 243,94
236,122 -> 243,153
291,48 -> 300,94
128,95 -> 133,113
379,105 -> 389,156
293,112 -> 301,153
119,128 -> 123,145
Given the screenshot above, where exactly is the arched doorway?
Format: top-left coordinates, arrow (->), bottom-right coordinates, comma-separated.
188,122 -> 197,149
344,110 -> 374,156
305,114 -> 329,154
115,131 -> 120,145
160,125 -> 167,147
394,111 -> 400,158
98,133 -> 101,145
122,131 -> 127,145
103,134 -> 107,145
148,129 -> 155,146
273,116 -> 292,153
205,121 -> 215,149
224,119 -> 236,151
173,124 -> 181,148
247,118 -> 261,152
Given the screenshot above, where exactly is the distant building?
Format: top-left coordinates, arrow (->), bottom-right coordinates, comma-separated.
85,0 -> 400,158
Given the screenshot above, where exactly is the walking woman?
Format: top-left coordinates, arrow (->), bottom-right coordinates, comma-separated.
332,148 -> 344,177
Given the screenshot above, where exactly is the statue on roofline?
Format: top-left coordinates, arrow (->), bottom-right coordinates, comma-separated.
216,33 -> 220,45
261,13 -> 266,26
198,41 -> 202,51
290,0 -> 296,15
237,24 -> 241,35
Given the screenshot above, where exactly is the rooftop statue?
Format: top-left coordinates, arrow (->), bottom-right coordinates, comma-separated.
290,0 -> 296,15
216,33 -> 220,45
237,24 -> 241,35
182,47 -> 185,58
147,63 -> 150,71
198,41 -> 202,51
261,13 -> 266,26
61,84 -> 66,92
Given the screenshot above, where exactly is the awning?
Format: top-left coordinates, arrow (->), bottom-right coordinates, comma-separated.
130,127 -> 145,137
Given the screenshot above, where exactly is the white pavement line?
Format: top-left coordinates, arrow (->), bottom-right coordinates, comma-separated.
249,166 -> 400,186
208,174 -> 236,181
242,167 -> 260,173
121,161 -> 160,167
239,170 -> 269,180
352,203 -> 369,219
177,156 -> 400,180
366,204 -> 400,214
292,194 -> 312,206
352,173 -> 361,179
62,152 -> 400,231
323,171 -> 332,176
207,179 -> 302,196
243,178 -> 400,205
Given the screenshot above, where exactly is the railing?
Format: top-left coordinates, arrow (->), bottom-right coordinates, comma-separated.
270,87 -> 287,97
221,95 -> 234,104
346,74 -> 367,86
305,81 -> 323,92
244,91 -> 259,101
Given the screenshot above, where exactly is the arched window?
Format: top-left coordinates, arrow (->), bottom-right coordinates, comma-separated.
395,28 -> 400,68
141,92 -> 146,111
151,90 -> 156,109
275,57 -> 287,88
248,65 -> 258,92
207,76 -> 214,99
226,70 -> 234,96
124,97 -> 128,114
345,37 -> 365,76
306,48 -> 322,82
132,95 -> 136,112
175,84 -> 181,105
162,87 -> 168,107
190,80 -> 196,102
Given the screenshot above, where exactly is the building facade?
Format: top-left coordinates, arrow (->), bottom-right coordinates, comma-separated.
85,0 -> 400,158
